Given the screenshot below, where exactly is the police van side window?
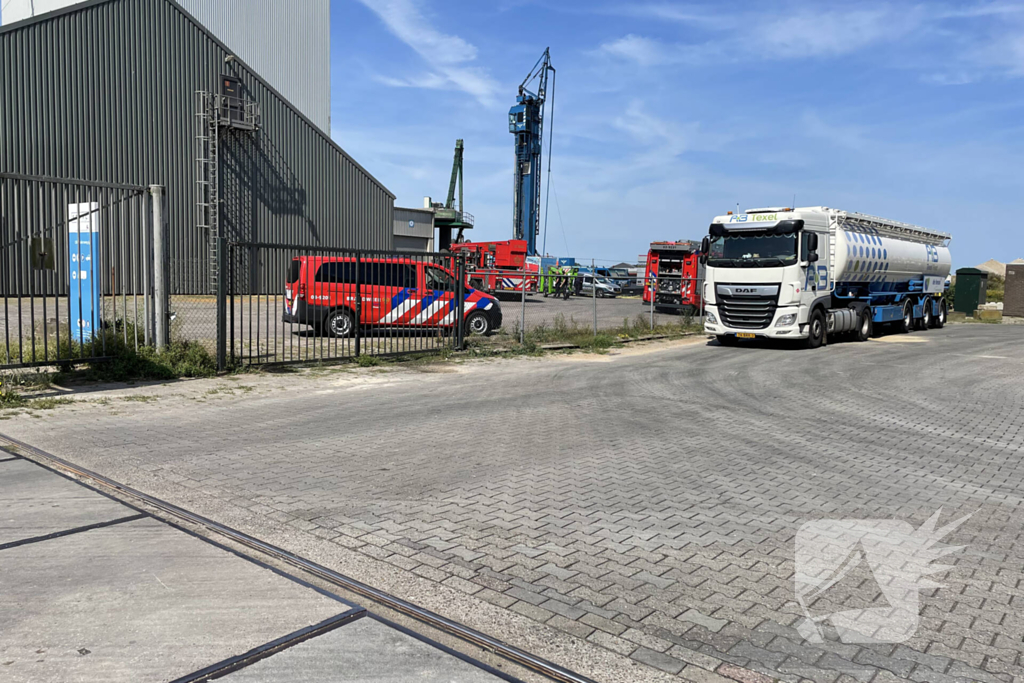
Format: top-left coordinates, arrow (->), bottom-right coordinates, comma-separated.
366,262 -> 415,288
314,262 -> 355,283
313,261 -> 415,287
381,264 -> 416,288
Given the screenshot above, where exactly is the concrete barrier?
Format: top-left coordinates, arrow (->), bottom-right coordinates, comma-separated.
975,309 -> 1003,322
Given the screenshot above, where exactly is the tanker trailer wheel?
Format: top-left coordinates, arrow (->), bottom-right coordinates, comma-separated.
935,299 -> 947,328
855,307 -> 872,342
922,301 -> 934,330
804,309 -> 826,349
900,300 -> 914,334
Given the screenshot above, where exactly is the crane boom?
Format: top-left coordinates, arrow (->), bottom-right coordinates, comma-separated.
509,48 -> 554,256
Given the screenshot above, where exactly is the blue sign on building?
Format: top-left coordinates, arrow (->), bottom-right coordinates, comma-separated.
68,203 -> 101,344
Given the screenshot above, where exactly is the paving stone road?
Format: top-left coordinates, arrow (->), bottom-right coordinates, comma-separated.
2,325 -> 1022,683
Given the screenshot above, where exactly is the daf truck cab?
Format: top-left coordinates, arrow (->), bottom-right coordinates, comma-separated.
701,207 -> 951,349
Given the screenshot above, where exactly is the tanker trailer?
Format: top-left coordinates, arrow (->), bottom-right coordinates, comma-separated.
698,207 -> 951,349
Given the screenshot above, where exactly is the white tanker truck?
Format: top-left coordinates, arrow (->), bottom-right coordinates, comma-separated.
699,207 -> 951,349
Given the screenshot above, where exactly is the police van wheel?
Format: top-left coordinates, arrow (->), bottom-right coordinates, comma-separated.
935,299 -> 947,328
855,308 -> 872,342
465,311 -> 491,336
325,309 -> 354,338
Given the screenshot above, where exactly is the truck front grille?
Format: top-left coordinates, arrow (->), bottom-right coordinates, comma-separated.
718,291 -> 778,329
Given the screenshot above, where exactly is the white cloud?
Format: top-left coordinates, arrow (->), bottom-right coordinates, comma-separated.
601,3 -> 926,63
758,7 -> 924,58
965,28 -> 1024,77
597,2 -> 1024,86
599,35 -> 678,66
613,100 -> 696,155
357,0 -> 502,105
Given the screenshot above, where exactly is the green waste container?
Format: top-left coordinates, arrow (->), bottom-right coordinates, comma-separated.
954,267 -> 989,315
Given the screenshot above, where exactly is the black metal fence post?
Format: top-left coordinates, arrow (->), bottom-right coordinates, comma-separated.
455,255 -> 466,351
354,250 -> 361,358
229,242 -> 235,366
216,234 -> 227,371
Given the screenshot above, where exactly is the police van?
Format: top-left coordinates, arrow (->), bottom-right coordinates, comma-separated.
283,256 -> 502,337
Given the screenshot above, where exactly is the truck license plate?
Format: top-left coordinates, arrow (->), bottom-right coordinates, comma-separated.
736,333 -> 755,339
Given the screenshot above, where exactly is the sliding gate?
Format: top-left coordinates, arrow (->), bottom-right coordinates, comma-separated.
225,242 -> 467,367
1,174 -> 162,370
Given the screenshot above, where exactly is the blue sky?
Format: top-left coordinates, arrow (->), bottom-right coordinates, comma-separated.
332,0 -> 1024,268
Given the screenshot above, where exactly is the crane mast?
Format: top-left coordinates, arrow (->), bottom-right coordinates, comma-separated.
509,48 -> 555,256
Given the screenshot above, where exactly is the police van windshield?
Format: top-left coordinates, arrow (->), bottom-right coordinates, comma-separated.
707,233 -> 797,268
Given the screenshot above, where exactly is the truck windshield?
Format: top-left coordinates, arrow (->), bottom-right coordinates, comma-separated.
707,233 -> 797,267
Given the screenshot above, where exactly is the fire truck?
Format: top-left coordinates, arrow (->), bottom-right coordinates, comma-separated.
643,240 -> 704,313
448,240 -> 539,298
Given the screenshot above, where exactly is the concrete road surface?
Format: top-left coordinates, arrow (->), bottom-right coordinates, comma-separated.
1,325 -> 1021,682
0,456 -> 519,683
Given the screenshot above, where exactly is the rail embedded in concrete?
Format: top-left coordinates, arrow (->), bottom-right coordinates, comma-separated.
0,432 -> 598,683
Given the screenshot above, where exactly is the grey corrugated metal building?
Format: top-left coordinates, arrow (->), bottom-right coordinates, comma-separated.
1,0 -> 331,132
0,0 -> 392,293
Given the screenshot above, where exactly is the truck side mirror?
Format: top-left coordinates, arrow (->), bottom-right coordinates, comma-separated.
699,236 -> 710,265
808,252 -> 819,262
807,233 -> 818,252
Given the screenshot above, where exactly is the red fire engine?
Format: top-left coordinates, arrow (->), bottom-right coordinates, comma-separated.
643,241 -> 704,313
448,240 -> 539,297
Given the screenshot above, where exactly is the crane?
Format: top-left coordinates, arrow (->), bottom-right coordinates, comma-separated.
509,48 -> 555,256
431,139 -> 474,251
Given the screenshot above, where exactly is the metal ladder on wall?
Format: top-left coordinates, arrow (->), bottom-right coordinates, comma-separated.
195,91 -> 221,290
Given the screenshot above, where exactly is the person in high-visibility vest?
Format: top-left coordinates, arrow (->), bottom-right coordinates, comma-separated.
542,265 -> 558,297
553,266 -> 567,298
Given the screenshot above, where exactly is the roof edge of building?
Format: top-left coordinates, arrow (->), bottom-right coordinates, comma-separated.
0,0 -> 396,201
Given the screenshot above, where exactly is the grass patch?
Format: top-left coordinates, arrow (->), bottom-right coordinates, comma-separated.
356,355 -> 382,367
2,319 -> 216,383
0,382 -> 28,409
121,395 -> 159,403
0,384 -> 74,412
1,320 -> 217,408
497,312 -> 700,353
204,385 -> 254,396
27,397 -> 75,410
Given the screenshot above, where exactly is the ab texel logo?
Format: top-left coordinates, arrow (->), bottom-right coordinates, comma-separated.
794,510 -> 969,644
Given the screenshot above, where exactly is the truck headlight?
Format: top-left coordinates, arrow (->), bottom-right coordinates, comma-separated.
775,313 -> 796,327
705,311 -> 718,325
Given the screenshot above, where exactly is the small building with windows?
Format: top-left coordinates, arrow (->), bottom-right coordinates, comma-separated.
394,207 -> 436,252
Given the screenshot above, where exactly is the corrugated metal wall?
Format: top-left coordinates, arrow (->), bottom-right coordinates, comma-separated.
176,0 -> 330,133
2,0 -> 331,133
0,0 -> 393,294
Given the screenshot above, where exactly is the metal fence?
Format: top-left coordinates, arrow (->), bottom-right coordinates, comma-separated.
474,268 -> 704,344
1,174 -> 163,370
223,242 -> 471,367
